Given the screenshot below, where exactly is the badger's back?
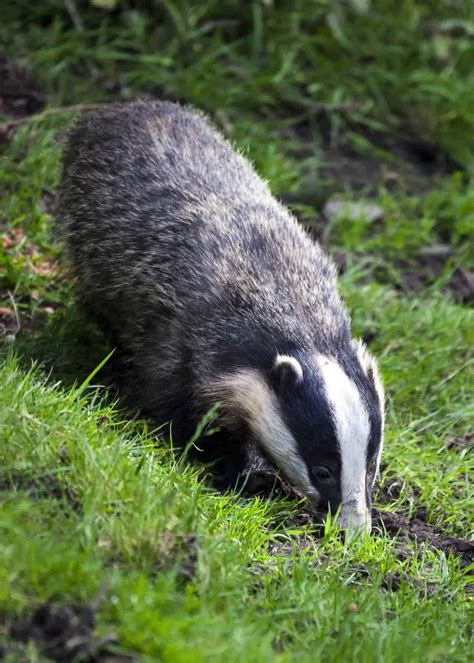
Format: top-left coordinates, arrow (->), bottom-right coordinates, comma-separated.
59,101 -> 270,307
58,101 -> 348,354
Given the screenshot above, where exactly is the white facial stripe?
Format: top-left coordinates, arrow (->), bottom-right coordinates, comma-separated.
317,356 -> 370,519
354,339 -> 385,414
274,354 -> 304,382
354,339 -> 385,479
212,370 -> 319,501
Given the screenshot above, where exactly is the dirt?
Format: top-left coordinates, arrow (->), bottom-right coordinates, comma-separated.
282,114 -> 456,207
373,508 -> 474,569
179,535 -> 200,581
238,462 -> 473,570
0,297 -> 55,341
0,305 -> 19,337
363,480 -> 473,568
327,246 -> 474,304
4,601 -> 135,662
320,142 -> 443,197
0,55 -> 45,118
394,255 -> 474,305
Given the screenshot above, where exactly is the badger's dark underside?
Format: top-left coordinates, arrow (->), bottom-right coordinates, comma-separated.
101,335 -> 272,490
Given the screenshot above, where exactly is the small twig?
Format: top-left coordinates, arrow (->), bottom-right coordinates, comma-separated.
200,19 -> 241,35
0,102 -> 110,132
7,290 -> 20,334
64,0 -> 84,32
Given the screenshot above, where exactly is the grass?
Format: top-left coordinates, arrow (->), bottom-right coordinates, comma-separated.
0,1 -> 473,661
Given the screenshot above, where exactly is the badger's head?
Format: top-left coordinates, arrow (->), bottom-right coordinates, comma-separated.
211,341 -> 384,533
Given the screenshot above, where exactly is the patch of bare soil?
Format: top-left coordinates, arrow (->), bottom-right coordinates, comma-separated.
282,116 -> 456,207
0,55 -> 45,117
327,246 -> 474,305
373,508 -> 474,568
394,253 -> 474,304
4,601 -> 135,662
321,142 -> 443,197
0,305 -> 19,337
0,298 -> 56,341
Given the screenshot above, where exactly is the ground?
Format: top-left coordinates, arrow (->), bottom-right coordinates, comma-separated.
0,2 -> 473,662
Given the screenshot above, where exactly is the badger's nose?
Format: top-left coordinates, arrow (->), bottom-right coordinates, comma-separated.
338,502 -> 372,534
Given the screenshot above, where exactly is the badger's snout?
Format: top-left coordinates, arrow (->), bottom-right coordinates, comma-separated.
313,496 -> 371,534
338,500 -> 372,534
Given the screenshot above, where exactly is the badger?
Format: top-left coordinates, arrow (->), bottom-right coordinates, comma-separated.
58,101 -> 384,532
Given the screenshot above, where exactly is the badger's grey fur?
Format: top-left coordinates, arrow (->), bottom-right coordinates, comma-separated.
58,101 -> 384,532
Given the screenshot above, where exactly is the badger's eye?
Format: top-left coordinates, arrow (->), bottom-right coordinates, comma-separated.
312,466 -> 335,484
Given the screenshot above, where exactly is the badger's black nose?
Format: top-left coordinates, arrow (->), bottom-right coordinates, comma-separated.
316,497 -> 341,517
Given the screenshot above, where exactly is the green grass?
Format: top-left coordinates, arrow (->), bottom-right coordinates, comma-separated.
0,1 -> 473,661
1,356 -> 472,662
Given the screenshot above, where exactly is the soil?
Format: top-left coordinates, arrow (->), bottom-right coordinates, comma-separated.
372,508 -> 474,568
281,114 -> 456,208
0,305 -> 19,337
4,601 -> 135,662
0,55 -> 45,118
394,255 -> 474,305
320,141 -> 443,197
327,247 -> 474,304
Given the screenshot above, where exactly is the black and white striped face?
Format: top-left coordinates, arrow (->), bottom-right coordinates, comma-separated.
216,344 -> 384,533
276,347 -> 384,531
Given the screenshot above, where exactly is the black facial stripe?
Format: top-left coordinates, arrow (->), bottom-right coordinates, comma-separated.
277,359 -> 342,508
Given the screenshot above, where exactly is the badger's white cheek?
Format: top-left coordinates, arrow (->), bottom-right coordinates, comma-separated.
210,369 -> 320,502
252,407 -> 319,502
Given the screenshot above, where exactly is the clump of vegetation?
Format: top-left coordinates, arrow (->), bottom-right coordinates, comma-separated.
0,1 -> 472,661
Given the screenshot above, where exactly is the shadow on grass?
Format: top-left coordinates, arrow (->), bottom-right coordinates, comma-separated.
2,303 -> 112,390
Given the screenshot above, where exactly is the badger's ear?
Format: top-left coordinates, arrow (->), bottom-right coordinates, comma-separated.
354,339 -> 385,412
271,354 -> 303,390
